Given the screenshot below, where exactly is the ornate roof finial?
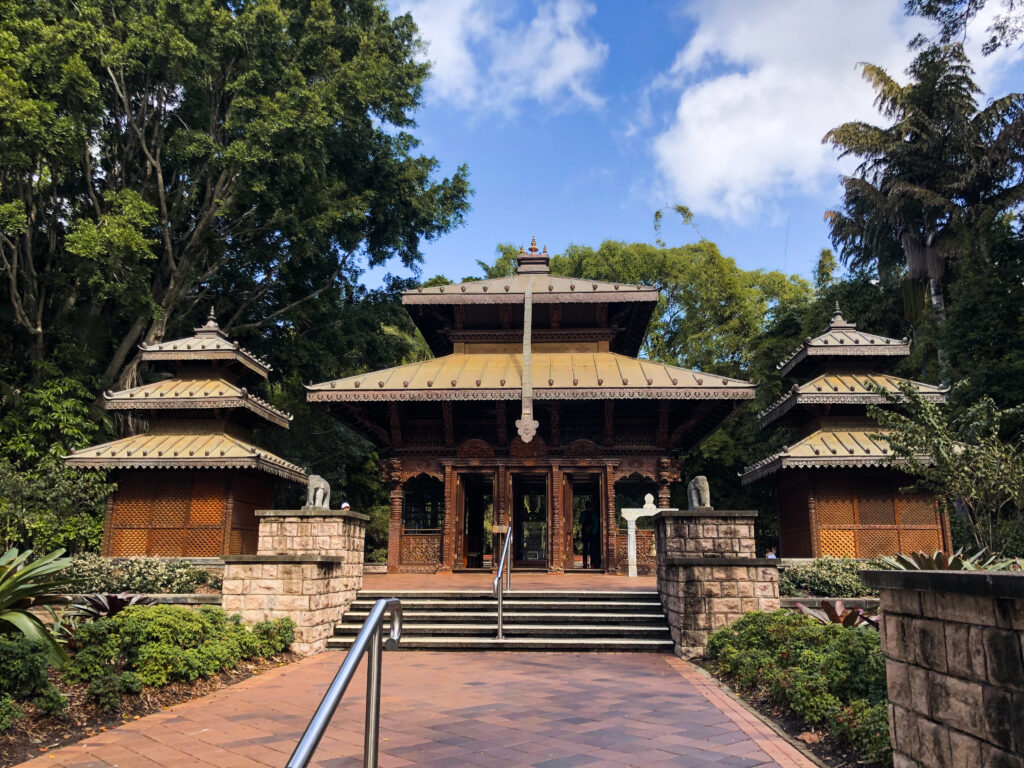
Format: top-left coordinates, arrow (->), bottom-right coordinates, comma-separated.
542,245 -> 548,255
529,236 -> 538,254
205,305 -> 218,328
516,235 -> 551,274
828,300 -> 855,329
519,244 -> 525,256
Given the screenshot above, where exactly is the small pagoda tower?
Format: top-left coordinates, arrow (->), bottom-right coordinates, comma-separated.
66,311 -> 306,557
741,304 -> 951,558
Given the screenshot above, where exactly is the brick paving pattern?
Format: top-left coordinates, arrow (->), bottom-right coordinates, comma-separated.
22,653 -> 815,768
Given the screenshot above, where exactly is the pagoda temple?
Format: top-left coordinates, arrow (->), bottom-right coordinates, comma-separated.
307,240 -> 756,573
66,311 -> 306,557
741,304 -> 951,558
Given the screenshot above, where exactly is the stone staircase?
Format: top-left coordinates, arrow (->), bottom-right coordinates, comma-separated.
328,589 -> 673,652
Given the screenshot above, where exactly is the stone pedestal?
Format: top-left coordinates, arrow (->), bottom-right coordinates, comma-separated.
654,508 -> 779,658
221,507 -> 367,655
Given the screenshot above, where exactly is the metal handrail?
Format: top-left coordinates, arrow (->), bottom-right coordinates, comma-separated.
493,532 -> 513,639
286,598 -> 402,768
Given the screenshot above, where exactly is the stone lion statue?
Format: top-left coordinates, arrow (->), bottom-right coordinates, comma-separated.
305,475 -> 330,509
687,475 -> 711,510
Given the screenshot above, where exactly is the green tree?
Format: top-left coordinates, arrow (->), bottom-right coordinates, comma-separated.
905,0 -> 1024,54
869,382 -> 1024,556
0,0 -> 470,389
823,44 -> 1024,332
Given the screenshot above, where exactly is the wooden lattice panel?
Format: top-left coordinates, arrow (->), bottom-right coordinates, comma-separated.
819,529 -> 856,557
900,529 -> 941,553
227,528 -> 259,555
815,476 -> 855,525
186,528 -> 225,557
148,529 -> 186,556
188,477 -> 225,526
150,475 -> 189,528
898,493 -> 938,525
857,491 -> 895,525
111,529 -> 147,556
857,529 -> 900,557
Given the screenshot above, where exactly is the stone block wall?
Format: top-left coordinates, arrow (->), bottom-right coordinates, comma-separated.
222,507 -> 367,655
861,570 -> 1024,768
655,509 -> 779,659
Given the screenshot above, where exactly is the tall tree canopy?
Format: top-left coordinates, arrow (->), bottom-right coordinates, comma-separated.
823,44 -> 1023,331
0,0 -> 470,389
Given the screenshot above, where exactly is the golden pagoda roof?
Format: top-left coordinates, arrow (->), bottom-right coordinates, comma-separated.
759,373 -> 948,426
138,310 -> 271,379
778,304 -> 910,377
103,377 -> 292,428
741,427 -> 902,483
306,351 -> 755,402
64,426 -> 306,483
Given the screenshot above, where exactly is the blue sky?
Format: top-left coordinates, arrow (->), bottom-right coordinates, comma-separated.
373,0 -> 1023,285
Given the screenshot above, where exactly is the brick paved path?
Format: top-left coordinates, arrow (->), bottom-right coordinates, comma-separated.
22,653 -> 815,768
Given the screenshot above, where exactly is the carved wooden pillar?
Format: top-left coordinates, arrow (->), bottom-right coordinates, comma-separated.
604,464 -> 619,574
383,459 -> 403,573
550,465 -> 563,573
441,464 -> 456,571
657,457 -> 681,510
493,466 -> 507,573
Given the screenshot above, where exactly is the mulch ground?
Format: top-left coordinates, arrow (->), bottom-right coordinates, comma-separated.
0,652 -> 299,768
693,659 -> 879,768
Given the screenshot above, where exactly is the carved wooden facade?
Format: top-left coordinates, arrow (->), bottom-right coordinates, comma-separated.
741,305 -> 952,557
310,241 -> 755,573
66,312 -> 306,556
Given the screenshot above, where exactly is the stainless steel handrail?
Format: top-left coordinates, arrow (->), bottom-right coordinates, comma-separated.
493,532 -> 513,639
286,598 -> 402,768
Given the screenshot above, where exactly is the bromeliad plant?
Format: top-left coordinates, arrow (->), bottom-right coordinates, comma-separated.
875,548 -> 1018,571
0,548 -> 72,665
73,593 -> 155,621
796,600 -> 880,630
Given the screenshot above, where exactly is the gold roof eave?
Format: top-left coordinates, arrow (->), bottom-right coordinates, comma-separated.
758,374 -> 949,427
740,428 -> 931,484
305,352 -> 755,403
403,274 -> 658,305
64,432 -> 306,483
103,378 -> 293,428
138,313 -> 272,379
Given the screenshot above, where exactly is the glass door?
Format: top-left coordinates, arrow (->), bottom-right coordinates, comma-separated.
512,474 -> 548,567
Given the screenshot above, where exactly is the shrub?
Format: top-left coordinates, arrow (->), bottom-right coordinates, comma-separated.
64,605 -> 293,711
65,554 -> 215,594
779,558 -> 877,597
706,610 -> 890,765
0,635 -> 66,730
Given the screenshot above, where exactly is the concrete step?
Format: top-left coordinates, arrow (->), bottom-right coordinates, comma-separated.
357,590 -> 660,600
341,610 -> 667,625
348,599 -> 663,613
326,636 -> 674,652
334,623 -> 671,638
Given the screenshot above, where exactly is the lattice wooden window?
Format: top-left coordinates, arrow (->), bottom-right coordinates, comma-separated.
149,529 -> 185,556
816,476 -> 855,525
111,529 -> 147,556
857,489 -> 896,525
819,529 -> 856,557
188,477 -> 225,527
858,529 -> 900,557
900,529 -> 941,552
187,528 -> 225,557
897,493 -> 937,525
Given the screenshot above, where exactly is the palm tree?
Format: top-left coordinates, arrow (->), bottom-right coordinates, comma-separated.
823,44 -> 1023,325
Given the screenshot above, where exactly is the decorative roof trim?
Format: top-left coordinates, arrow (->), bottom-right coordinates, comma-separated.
759,375 -> 949,426
403,289 -> 658,306
740,453 -> 909,484
307,386 -> 755,403
777,304 -> 910,377
138,311 -> 271,378
103,390 -> 292,428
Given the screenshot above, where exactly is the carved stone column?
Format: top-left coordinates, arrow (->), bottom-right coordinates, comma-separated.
383,459 -> 403,574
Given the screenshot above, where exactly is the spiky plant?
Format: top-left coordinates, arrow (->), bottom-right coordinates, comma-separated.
875,548 -> 1017,571
0,548 -> 72,665
73,593 -> 155,621
796,600 -> 880,630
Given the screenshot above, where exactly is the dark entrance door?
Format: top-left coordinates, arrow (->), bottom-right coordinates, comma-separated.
461,473 -> 493,569
570,474 -> 602,569
512,474 -> 547,567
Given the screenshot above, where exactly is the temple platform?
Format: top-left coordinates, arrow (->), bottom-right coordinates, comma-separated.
361,570 -> 657,592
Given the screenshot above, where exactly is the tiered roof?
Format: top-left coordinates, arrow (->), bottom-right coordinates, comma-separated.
66,311 -> 305,483
741,304 -> 946,484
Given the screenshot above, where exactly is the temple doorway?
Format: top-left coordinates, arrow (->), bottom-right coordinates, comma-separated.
512,474 -> 548,568
459,473 -> 494,569
570,475 -> 602,569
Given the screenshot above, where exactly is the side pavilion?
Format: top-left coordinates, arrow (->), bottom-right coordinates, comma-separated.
307,241 -> 755,573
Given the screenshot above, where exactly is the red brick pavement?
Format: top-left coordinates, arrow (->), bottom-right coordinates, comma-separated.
20,653 -> 817,768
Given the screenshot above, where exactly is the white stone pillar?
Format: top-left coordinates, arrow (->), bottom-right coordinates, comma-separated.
620,493 -> 672,578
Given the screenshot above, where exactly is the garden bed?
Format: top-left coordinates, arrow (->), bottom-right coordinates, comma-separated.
0,650 -> 299,767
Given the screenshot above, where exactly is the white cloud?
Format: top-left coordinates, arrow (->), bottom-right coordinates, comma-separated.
649,0 -> 1022,222
391,0 -> 608,114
